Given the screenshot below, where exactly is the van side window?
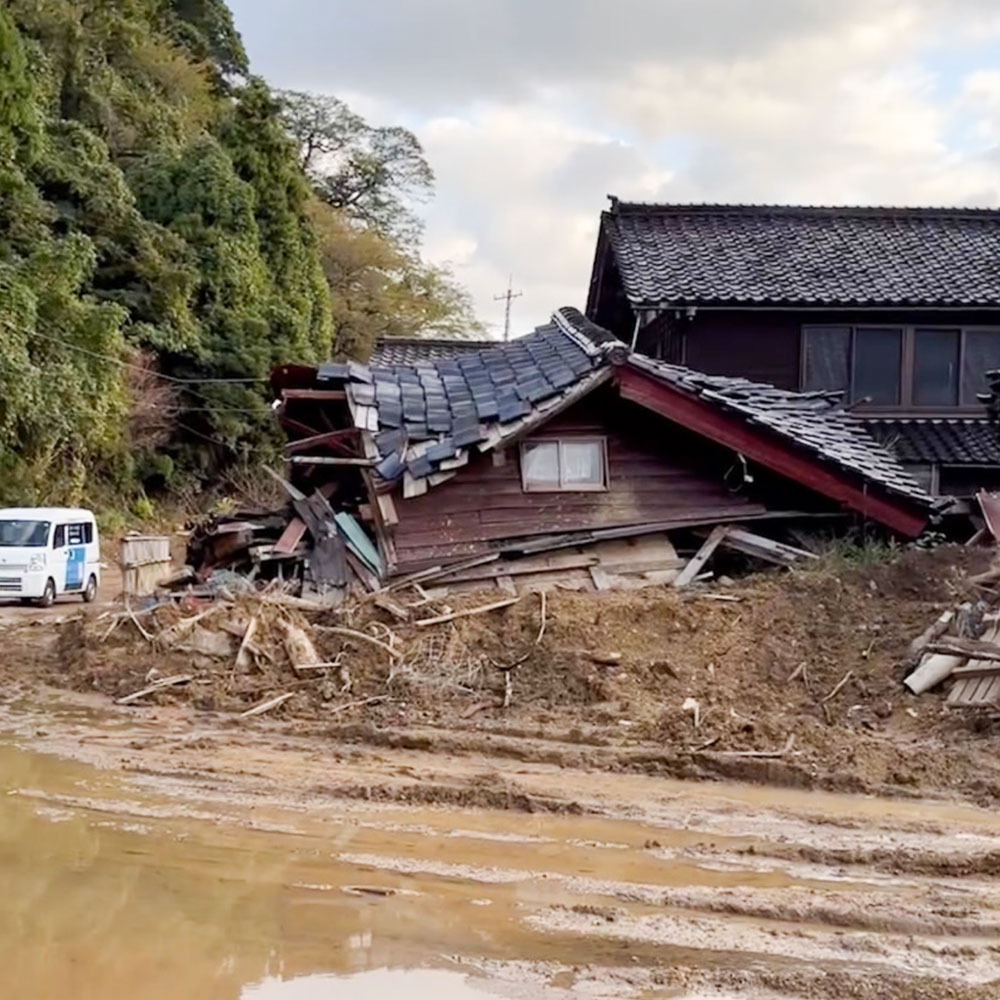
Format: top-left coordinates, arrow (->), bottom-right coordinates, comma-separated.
67,523 -> 86,546
53,525 -> 66,549
83,522 -> 94,544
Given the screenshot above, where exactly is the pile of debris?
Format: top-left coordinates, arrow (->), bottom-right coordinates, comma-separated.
176,476 -> 822,603
95,581 -> 545,719
904,562 -> 1000,714
178,473 -> 382,601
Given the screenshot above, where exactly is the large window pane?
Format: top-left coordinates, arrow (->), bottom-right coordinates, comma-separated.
561,441 -> 604,486
852,328 -> 902,405
802,326 -> 850,392
913,328 -> 959,405
961,330 -> 1000,406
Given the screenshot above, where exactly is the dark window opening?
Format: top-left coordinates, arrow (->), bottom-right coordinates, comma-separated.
913,329 -> 959,406
803,326 -> 1000,408
852,328 -> 902,405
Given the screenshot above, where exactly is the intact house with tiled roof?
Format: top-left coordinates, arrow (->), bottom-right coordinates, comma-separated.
586,199 -> 1000,497
272,309 -> 942,585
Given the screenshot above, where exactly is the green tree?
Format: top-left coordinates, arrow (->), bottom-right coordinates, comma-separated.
280,90 -> 434,246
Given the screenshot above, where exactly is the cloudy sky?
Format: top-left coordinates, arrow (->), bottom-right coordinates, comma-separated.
228,0 -> 1000,335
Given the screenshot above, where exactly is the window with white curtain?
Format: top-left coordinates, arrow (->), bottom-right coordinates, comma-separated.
520,438 -> 607,492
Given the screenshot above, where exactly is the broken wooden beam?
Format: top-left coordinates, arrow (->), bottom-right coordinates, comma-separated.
927,636 -> 1000,663
313,625 -> 400,658
718,527 -> 817,566
674,526 -> 729,588
240,692 -> 295,718
415,596 -> 521,627
117,674 -> 193,705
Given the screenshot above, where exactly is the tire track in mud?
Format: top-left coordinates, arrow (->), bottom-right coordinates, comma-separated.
2,693 -> 1000,998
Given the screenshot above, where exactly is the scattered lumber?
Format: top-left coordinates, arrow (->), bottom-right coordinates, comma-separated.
284,622 -> 321,674
907,610 -> 955,658
414,596 -> 521,627
240,692 -> 295,718
720,528 -> 817,566
313,625 -> 400,657
236,616 -> 258,670
117,674 -> 193,705
927,637 -> 1000,663
373,595 -> 410,622
329,695 -> 389,716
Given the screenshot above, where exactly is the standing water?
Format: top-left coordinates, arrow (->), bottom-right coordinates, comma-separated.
2,721 -> 1000,999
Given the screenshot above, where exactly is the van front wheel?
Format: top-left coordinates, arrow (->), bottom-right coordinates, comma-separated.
82,575 -> 98,604
37,579 -> 56,609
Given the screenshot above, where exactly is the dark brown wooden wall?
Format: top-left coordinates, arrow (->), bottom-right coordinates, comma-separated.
390,391 -> 762,571
641,309 -> 1000,393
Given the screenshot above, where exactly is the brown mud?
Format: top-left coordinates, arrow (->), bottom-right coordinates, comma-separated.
3,545 -> 1000,806
3,546 -> 1000,997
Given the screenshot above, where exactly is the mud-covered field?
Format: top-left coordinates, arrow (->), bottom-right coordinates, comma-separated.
3,545 -> 1000,805
2,688 -> 1000,999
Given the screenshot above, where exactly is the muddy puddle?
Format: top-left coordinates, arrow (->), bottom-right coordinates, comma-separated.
2,696 -> 1000,1000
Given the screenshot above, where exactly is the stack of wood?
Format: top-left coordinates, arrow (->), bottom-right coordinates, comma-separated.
904,568 -> 1000,711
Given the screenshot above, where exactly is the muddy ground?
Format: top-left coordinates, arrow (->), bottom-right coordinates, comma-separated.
3,544 -> 1000,998
3,545 -> 1000,806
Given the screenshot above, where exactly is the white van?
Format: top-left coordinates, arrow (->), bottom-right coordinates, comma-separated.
0,508 -> 101,607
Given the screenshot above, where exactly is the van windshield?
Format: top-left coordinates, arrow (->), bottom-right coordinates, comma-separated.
0,520 -> 51,547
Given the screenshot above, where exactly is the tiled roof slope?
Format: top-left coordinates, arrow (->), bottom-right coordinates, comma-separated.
370,337 -> 500,366
602,201 -> 1000,308
299,307 -> 934,510
314,308 -> 614,487
627,355 -> 933,506
864,418 -> 1000,465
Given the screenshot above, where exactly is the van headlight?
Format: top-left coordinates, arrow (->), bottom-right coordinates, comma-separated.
27,554 -> 45,572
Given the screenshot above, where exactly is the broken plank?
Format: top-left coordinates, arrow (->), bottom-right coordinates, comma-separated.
313,625 -> 399,658
673,526 -> 729,588
720,527 -> 818,565
907,610 -> 955,658
284,622 -> 321,674
240,693 -> 295,718
927,637 -> 1000,663
288,456 -> 375,466
589,565 -> 612,591
281,389 -> 346,400
415,596 -> 521,627
273,518 -> 308,557
117,674 -> 193,705
236,616 -> 258,670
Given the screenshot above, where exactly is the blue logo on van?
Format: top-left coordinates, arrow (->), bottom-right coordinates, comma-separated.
66,546 -> 85,590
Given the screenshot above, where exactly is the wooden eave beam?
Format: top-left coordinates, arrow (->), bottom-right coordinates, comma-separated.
615,365 -> 928,538
281,388 -> 347,401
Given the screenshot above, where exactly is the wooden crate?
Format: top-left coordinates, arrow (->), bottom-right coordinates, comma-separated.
120,535 -> 172,598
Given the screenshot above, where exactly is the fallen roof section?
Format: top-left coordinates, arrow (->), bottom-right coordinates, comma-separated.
273,308 -> 939,534
619,357 -> 934,537
598,200 -> 1000,309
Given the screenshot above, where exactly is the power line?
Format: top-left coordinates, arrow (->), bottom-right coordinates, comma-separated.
493,275 -> 523,343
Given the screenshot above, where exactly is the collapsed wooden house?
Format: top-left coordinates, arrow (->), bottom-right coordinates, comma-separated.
268,308 -> 944,595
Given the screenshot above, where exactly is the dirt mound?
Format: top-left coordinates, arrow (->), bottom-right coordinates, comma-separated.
4,544 -> 1000,804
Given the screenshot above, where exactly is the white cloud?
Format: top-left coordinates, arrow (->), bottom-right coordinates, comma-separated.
228,0 -> 1000,332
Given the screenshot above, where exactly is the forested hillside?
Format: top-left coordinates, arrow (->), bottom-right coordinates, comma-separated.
0,0 -> 478,507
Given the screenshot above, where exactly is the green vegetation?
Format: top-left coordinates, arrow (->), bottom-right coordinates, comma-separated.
0,1 -> 480,509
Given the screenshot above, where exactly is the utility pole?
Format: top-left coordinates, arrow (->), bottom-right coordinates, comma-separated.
494,275 -> 523,343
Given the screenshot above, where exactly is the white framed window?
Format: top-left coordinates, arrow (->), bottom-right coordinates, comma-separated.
520,438 -> 608,492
